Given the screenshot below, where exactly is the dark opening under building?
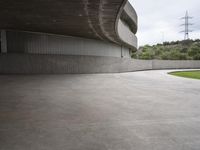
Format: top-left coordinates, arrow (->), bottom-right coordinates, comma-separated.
0,0 -> 137,73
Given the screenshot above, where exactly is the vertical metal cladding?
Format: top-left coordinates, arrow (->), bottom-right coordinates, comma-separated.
6,30 -> 131,58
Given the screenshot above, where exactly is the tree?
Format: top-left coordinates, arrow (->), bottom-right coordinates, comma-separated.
131,39 -> 200,60
188,43 -> 200,58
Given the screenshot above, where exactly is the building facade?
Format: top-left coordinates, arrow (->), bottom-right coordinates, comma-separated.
0,0 -> 138,73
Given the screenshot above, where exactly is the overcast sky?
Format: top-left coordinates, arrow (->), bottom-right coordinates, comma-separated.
129,0 -> 200,46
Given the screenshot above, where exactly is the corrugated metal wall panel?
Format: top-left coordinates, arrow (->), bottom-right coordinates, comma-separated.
6,31 -> 131,58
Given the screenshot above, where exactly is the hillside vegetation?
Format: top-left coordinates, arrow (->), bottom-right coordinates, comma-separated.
132,39 -> 200,60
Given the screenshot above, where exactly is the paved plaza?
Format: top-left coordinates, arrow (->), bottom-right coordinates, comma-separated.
0,70 -> 200,150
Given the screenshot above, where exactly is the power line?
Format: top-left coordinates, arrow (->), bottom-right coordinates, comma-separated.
180,11 -> 193,40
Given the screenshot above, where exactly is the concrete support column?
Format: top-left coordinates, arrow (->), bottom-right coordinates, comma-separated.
1,30 -> 7,53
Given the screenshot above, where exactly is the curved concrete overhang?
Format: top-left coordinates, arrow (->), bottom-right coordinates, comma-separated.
0,0 -> 137,50
117,19 -> 138,50
115,1 -> 138,51
121,1 -> 138,34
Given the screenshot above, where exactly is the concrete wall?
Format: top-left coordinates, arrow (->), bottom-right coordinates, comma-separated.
0,54 -> 200,74
152,60 -> 200,70
5,30 -> 131,58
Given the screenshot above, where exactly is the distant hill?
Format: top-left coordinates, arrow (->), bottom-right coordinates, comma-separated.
132,39 -> 200,60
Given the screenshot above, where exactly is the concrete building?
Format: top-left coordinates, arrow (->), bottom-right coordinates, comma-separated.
0,0 -> 138,73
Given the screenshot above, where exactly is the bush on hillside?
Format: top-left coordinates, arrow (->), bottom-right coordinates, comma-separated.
132,39 -> 200,60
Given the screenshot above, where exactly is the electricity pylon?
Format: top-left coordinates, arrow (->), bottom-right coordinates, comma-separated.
180,11 -> 193,40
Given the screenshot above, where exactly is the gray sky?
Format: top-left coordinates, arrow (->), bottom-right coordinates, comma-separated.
129,0 -> 200,46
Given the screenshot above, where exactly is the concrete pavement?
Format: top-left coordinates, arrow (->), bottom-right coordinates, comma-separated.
0,70 -> 200,150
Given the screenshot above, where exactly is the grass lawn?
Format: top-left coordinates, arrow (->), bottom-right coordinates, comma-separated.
169,70 -> 200,80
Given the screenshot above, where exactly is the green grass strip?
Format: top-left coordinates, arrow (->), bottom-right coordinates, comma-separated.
169,70 -> 200,80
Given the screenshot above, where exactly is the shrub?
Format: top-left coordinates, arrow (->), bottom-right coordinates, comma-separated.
132,39 -> 200,60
